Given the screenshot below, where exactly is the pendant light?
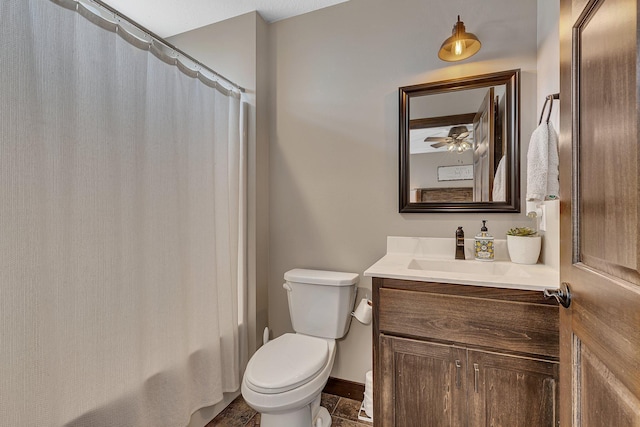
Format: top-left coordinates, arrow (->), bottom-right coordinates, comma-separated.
438,15 -> 481,62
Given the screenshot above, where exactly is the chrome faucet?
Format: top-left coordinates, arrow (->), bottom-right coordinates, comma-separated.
455,226 -> 465,260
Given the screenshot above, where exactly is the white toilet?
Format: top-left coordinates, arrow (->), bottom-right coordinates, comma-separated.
241,268 -> 359,427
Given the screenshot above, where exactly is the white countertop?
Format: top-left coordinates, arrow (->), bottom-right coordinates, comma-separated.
364,236 -> 559,292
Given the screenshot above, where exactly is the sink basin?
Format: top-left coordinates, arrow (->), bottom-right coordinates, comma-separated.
407,258 -> 531,277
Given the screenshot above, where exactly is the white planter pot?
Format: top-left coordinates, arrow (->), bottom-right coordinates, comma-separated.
507,235 -> 542,264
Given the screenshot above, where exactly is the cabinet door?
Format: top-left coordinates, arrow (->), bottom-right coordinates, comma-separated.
379,334 -> 466,427
468,349 -> 559,427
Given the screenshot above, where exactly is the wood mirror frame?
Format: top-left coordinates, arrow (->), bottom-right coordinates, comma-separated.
399,69 -> 520,213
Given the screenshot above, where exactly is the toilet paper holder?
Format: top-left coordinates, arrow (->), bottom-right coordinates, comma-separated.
351,296 -> 373,325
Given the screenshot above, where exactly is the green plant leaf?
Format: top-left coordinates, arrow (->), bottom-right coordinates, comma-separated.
506,227 -> 538,237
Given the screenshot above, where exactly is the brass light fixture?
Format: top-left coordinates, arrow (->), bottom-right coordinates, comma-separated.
438,15 -> 481,62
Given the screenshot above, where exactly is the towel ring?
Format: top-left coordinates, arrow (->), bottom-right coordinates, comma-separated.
538,93 -> 560,125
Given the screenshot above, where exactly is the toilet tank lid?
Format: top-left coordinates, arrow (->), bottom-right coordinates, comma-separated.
284,269 -> 359,286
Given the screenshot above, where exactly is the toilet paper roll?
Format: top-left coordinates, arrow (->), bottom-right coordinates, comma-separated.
353,298 -> 373,325
363,369 -> 374,419
364,398 -> 373,418
364,370 -> 373,411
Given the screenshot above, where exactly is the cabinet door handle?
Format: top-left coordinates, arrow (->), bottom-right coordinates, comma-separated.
474,363 -> 480,393
455,360 -> 461,388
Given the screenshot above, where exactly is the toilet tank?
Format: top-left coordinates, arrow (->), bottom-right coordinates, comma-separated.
283,269 -> 359,339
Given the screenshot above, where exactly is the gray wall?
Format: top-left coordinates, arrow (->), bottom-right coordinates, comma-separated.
268,0 -> 539,382
410,151 -> 474,189
537,0 -> 561,268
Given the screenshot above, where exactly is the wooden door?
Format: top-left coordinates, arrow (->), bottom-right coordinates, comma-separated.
473,87 -> 495,202
378,335 -> 466,427
467,349 -> 558,427
559,0 -> 640,425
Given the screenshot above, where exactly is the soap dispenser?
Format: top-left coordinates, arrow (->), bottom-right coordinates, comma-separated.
475,220 -> 495,261
455,226 -> 465,260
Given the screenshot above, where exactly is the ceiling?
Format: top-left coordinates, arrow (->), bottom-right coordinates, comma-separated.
100,0 -> 351,38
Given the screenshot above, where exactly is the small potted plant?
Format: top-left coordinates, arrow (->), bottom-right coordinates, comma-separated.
506,227 -> 542,264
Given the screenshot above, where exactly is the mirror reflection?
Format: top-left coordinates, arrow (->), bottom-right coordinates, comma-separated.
399,70 -> 520,212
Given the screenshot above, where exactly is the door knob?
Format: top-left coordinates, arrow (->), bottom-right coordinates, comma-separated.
543,282 -> 571,308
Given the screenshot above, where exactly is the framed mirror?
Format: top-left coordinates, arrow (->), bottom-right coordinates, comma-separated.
399,69 -> 520,212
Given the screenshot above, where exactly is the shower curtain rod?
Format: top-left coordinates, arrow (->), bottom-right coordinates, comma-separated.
83,0 -> 246,93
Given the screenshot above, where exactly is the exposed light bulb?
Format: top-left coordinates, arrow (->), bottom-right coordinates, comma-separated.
438,16 -> 481,62
446,140 -> 471,154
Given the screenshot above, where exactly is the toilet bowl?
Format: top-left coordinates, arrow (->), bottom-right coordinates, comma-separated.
241,269 -> 359,427
241,334 -> 336,427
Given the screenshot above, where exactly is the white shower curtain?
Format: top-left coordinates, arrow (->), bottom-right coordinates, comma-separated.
0,1 -> 247,426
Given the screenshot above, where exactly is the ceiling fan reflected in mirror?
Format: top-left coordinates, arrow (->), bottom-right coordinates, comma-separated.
425,125 -> 472,153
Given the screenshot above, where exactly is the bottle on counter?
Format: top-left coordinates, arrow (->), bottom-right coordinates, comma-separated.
474,220 -> 495,262
455,226 -> 465,260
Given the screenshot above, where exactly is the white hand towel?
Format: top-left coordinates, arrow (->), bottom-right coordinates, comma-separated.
492,155 -> 506,201
546,121 -> 559,199
526,121 -> 560,201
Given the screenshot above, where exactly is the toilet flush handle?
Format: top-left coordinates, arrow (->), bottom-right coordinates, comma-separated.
282,282 -> 293,292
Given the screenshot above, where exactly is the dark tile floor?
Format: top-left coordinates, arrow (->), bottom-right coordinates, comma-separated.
207,393 -> 373,427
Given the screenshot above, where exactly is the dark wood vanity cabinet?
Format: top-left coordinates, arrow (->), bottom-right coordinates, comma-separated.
373,278 -> 560,427
378,336 -> 466,426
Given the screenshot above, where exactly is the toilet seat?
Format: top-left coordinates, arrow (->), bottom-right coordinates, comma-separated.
244,333 -> 329,394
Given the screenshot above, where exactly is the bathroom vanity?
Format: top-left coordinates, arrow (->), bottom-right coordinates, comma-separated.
365,237 -> 560,426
